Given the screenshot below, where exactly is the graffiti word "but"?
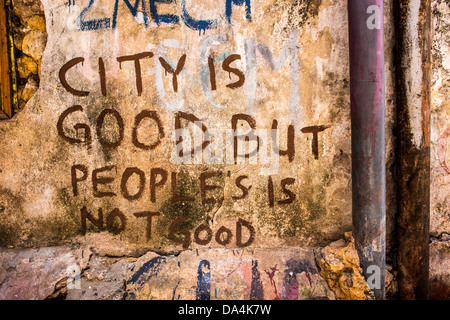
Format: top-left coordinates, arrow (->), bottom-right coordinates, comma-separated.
57,107 -> 329,163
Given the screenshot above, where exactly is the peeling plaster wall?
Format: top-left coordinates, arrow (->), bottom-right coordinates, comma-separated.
0,0 -> 360,249
431,0 -> 450,238
430,0 -> 450,300
0,0 -> 447,300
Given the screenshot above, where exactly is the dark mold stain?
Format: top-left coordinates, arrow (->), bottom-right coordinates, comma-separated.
0,189 -> 24,246
287,0 -> 323,28
158,168 -> 223,246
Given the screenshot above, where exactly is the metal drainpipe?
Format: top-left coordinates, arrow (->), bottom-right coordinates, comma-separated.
348,0 -> 386,300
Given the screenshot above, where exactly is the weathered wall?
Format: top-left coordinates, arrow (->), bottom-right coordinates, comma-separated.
0,0 -> 358,249
0,0 -> 379,300
430,0 -> 450,300
1,232 -> 383,300
431,0 -> 449,237
0,0 -> 447,300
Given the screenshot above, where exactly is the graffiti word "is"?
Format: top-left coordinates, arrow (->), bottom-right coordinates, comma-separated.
67,0 -> 252,32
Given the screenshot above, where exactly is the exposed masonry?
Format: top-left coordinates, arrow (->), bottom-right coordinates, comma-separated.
0,233 -> 398,300
9,0 -> 47,112
46,252 -> 134,300
430,232 -> 450,243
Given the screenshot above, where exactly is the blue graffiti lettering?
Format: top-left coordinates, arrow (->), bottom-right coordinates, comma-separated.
77,0 -> 111,31
149,0 -> 180,25
71,0 -> 252,32
196,259 -> 211,300
226,0 -> 251,23
112,0 -> 149,29
181,0 -> 217,34
68,0 -> 76,13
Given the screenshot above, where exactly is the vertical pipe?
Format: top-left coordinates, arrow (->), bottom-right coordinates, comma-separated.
394,0 -> 431,300
348,0 -> 386,300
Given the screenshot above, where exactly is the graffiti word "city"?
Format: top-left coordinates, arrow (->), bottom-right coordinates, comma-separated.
58,31 -> 300,117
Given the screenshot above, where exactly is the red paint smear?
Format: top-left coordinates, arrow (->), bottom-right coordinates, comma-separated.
264,264 -> 281,300
241,261 -> 252,284
438,127 -> 450,174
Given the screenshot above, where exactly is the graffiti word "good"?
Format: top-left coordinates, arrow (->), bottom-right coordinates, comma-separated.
57,107 -> 329,162
169,217 -> 255,249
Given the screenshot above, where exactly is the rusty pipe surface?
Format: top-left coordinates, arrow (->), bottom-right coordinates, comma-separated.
348,0 -> 386,300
